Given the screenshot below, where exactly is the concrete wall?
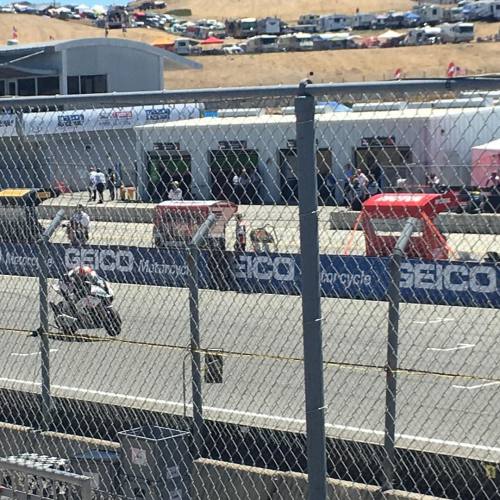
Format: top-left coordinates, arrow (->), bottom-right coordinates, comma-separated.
0,130 -> 139,191
0,422 -> 119,459
192,458 -> 449,500
0,424 -> 449,500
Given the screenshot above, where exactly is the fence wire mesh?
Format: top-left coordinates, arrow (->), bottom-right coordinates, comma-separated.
0,81 -> 498,500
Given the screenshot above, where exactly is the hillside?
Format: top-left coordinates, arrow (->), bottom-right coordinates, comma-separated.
1,12 -> 500,91
165,0 -> 414,21
165,43 -> 500,89
0,13 -> 169,44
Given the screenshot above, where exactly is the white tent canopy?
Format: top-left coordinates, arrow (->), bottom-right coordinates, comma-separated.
378,30 -> 404,40
92,4 -> 108,14
471,138 -> 500,186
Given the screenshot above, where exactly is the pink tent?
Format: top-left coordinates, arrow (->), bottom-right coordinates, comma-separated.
471,139 -> 500,187
201,36 -> 224,45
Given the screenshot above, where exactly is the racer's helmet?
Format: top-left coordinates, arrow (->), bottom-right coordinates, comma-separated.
68,265 -> 94,296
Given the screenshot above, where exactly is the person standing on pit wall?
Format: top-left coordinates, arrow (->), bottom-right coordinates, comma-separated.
88,167 -> 98,202
67,204 -> 90,246
168,181 -> 183,201
486,171 -> 500,190
234,213 -> 247,252
107,168 -> 116,201
94,168 -> 106,204
355,169 -> 369,200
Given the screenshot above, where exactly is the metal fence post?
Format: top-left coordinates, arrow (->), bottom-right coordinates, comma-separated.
187,245 -> 203,458
38,240 -> 52,432
187,213 -> 217,458
383,217 -> 418,491
295,85 -> 327,500
36,209 -> 65,432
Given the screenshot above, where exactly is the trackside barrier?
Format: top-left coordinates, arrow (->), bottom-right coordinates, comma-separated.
0,242 -> 498,309
3,401 -> 495,500
191,459 -> 448,500
0,456 -> 92,499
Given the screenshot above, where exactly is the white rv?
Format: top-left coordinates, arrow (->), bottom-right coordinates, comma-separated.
245,35 -> 279,53
440,22 -> 474,42
414,4 -> 445,25
462,0 -> 495,20
257,17 -> 282,35
317,14 -> 352,32
443,7 -> 465,22
491,0 -> 500,20
351,13 -> 376,30
298,14 -> 320,25
404,26 -> 442,45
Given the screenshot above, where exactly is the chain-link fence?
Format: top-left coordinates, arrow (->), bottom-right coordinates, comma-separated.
0,79 -> 499,500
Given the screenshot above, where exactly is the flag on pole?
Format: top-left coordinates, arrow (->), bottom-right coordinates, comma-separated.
12,26 -> 18,39
446,61 -> 456,78
393,68 -> 402,80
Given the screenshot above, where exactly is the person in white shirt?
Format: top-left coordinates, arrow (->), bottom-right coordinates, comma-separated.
94,168 -> 106,204
355,169 -> 369,199
168,181 -> 183,201
88,168 -> 98,202
234,213 -> 247,252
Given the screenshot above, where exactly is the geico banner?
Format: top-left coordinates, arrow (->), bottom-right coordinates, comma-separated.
0,242 -> 498,308
21,104 -> 204,136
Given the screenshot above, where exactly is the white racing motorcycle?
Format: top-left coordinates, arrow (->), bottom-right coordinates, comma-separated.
50,267 -> 122,337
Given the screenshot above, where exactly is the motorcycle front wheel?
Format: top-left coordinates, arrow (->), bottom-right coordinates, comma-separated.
104,308 -> 122,336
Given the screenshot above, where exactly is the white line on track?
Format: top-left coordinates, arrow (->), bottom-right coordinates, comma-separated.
426,343 -> 475,353
413,318 -> 455,325
10,349 -> 58,357
452,381 -> 500,391
1,376 -> 499,454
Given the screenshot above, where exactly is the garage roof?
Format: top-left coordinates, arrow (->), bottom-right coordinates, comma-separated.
0,38 -> 202,71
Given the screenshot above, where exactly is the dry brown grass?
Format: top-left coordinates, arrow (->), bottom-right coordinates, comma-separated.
0,13 -> 168,44
166,0 -> 414,21
1,12 -> 500,90
166,43 -> 500,89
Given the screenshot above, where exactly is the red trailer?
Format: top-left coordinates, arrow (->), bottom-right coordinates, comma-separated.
153,200 -> 238,248
354,192 -> 460,260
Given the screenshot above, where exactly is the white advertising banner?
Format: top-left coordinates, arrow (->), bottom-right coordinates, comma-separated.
21,104 -> 204,136
0,114 -> 17,137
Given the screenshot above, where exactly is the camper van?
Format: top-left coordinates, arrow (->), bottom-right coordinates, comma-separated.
443,7 -> 465,22
256,17 -> 283,35
317,14 -> 352,32
173,38 -> 202,55
298,14 -> 319,25
351,13 -> 375,30
245,35 -> 279,52
462,0 -> 495,20
440,22 -> 474,43
414,4 -> 445,25
226,17 -> 258,38
404,26 -> 442,45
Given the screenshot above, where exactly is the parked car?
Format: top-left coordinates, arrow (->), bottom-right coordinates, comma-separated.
223,44 -> 244,54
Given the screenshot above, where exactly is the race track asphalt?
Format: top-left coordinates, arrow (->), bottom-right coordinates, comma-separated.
0,274 -> 499,461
